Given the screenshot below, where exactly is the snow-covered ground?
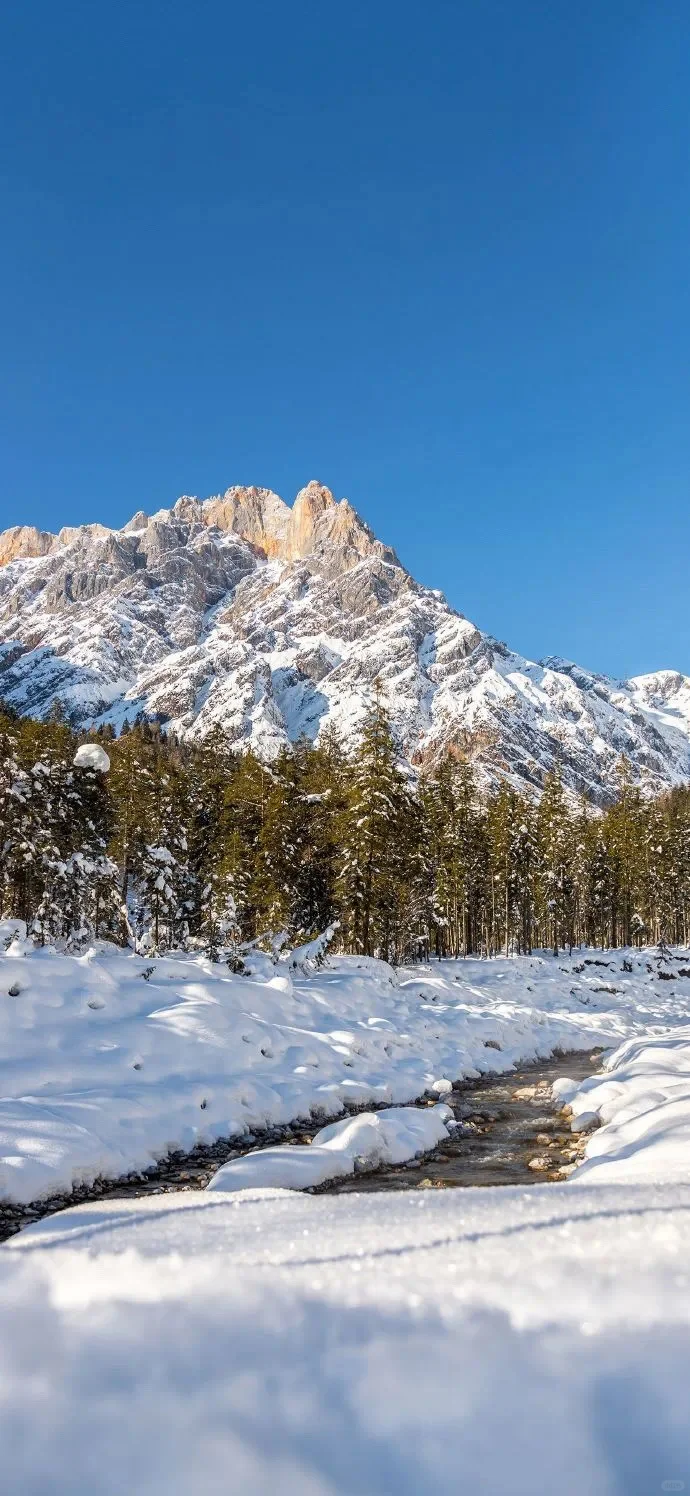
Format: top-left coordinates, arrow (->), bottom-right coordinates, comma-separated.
4,937 -> 690,1491
1,924 -> 687,1204
5,1178 -> 690,1493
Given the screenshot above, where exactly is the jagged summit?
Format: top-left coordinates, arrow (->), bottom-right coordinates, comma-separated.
0,481 -> 398,573
0,480 -> 689,803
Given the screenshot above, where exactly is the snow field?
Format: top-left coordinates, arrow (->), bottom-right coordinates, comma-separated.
3,943 -> 690,1490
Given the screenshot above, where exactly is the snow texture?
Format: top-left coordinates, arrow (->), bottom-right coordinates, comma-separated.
73,743 -> 111,772
4,1177 -> 690,1494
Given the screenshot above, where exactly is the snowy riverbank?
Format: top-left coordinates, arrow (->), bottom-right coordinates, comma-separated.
1,925 -> 687,1205
562,1025 -> 690,1184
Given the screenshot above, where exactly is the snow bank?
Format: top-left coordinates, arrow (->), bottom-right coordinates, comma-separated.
6,1178 -> 690,1493
206,1103 -> 453,1192
562,1027 -> 690,1184
0,934 -> 688,1205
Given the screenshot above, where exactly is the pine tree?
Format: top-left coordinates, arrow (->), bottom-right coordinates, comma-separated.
604,758 -> 644,946
186,728 -> 240,957
0,714 -> 28,919
295,729 -> 348,937
536,768 -> 574,954
486,783 -> 534,955
3,691 -> 690,962
224,750 -> 275,941
116,732 -> 191,953
22,720 -> 78,944
422,755 -> 487,956
252,748 -> 308,937
337,689 -> 415,961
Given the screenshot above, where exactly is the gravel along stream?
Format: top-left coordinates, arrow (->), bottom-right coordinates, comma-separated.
0,1048 -> 602,1241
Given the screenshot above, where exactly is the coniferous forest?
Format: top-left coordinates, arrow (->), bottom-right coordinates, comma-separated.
2,695 -> 690,961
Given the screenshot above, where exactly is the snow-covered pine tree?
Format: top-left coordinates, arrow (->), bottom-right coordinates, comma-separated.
116,729 -> 191,953
64,740 -> 120,946
0,712 -> 28,921
107,726 -> 153,939
19,717 -> 77,944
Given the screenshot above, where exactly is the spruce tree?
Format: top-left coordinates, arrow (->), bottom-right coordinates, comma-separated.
337,688 -> 414,961
536,768 -> 574,954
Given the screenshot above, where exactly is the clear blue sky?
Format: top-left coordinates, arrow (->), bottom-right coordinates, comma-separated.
1,0 -> 688,679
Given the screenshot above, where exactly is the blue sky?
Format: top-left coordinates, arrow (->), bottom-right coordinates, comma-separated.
1,0 -> 688,678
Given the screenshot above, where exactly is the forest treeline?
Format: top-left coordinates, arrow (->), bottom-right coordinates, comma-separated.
1,698 -> 690,960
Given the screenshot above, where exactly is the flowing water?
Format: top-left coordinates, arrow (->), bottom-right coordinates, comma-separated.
320,1047 -> 602,1194
0,1049 -> 601,1241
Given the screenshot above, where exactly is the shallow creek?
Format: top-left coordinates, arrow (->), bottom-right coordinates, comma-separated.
321,1047 -> 602,1194
0,1049 -> 601,1242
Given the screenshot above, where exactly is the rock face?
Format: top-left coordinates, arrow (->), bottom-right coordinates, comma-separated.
1,480 -> 689,802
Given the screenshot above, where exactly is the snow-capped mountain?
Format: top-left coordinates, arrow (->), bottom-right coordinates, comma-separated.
1,479 -> 689,803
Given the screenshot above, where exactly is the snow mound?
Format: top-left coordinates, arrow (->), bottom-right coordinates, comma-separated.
73,743 -> 110,772
206,1104 -> 452,1192
566,1026 -> 690,1183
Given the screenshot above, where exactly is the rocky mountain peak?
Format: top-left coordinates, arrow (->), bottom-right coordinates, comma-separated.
197,479 -> 395,573
201,486 -> 290,559
286,481 -> 336,558
0,525 -> 56,567
0,480 -> 689,803
0,521 -> 117,568
0,480 -> 395,579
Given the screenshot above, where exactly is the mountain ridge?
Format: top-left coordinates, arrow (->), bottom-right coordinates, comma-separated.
0,481 -> 399,573
1,480 -> 689,804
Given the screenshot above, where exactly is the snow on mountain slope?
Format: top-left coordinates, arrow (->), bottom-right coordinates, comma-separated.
1,479 -> 689,801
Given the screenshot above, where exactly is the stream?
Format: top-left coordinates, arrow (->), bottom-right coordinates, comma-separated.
321,1047 -> 602,1194
0,1047 -> 601,1242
